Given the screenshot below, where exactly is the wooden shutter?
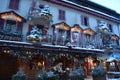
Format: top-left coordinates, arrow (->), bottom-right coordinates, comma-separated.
9,0 -> 19,10
28,25 -> 33,35
9,0 -> 13,9
66,30 -> 70,38
17,22 -> 23,32
81,15 -> 84,25
14,0 -> 19,10
86,17 -> 89,26
59,10 -> 65,20
62,10 -> 65,20
59,10 -> 62,20
0,18 -> 5,29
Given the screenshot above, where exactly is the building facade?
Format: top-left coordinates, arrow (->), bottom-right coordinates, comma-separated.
0,0 -> 120,79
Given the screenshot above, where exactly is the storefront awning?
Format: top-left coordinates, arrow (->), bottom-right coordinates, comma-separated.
0,11 -> 26,22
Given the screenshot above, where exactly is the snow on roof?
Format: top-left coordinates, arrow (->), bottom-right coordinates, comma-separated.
62,0 -> 119,20
111,53 -> 120,59
0,40 -> 104,52
42,44 -> 104,52
106,57 -> 117,62
106,53 -> 120,62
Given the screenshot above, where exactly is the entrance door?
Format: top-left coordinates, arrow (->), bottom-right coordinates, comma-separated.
0,53 -> 19,80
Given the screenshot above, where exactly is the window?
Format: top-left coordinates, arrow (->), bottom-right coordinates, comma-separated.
86,34 -> 91,42
5,20 -> 17,33
9,0 -> 20,10
81,15 -> 89,26
107,24 -> 112,32
59,9 -> 65,20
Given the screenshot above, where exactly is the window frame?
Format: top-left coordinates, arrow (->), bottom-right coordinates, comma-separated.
107,24 -> 113,32
81,15 -> 89,26
5,20 -> 17,33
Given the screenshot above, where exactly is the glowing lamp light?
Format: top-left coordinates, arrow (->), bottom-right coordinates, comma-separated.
1,13 -> 22,22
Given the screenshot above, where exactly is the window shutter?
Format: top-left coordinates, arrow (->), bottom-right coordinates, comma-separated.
59,10 -> 65,20
17,22 -> 23,32
0,18 -> 5,29
14,0 -> 19,10
59,10 -> 62,20
9,0 -> 19,10
81,15 -> 84,25
28,25 -> 33,35
86,17 -> 89,26
9,0 -> 13,9
62,10 -> 65,20
66,30 -> 70,38
97,20 -> 100,26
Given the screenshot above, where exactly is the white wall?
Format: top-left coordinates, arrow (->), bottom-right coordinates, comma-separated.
0,0 -> 120,42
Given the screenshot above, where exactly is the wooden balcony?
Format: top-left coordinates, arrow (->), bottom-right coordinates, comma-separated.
0,30 -> 22,41
28,8 -> 52,26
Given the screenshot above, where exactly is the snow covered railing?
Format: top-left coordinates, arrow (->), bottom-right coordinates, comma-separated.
107,72 -> 120,79
42,44 -> 104,52
28,4 -> 52,20
108,72 -> 120,75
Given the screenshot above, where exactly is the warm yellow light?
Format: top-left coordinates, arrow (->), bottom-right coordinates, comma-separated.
83,29 -> 94,35
55,23 -> 70,30
1,13 -> 22,22
42,61 -> 44,66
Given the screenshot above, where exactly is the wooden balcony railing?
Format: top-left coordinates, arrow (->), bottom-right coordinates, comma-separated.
0,30 -> 22,41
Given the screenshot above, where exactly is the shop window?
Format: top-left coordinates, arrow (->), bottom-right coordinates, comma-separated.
9,0 -> 20,10
5,20 -> 17,33
81,15 -> 89,26
59,9 -> 65,20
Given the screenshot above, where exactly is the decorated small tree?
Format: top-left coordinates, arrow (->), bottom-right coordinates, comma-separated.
27,26 -> 42,42
37,67 -> 59,80
91,61 -> 107,80
69,67 -> 85,80
40,5 -> 53,19
12,68 -> 27,80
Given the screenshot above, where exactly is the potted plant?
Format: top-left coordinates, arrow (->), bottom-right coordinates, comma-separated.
37,68 -> 59,80
91,62 -> 107,80
69,67 -> 85,80
12,68 -> 27,80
